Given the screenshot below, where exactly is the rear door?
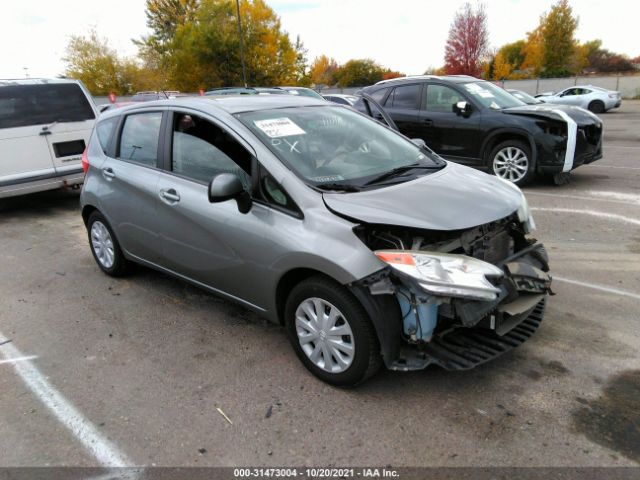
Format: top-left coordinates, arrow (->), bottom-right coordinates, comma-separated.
98,109 -> 165,263
0,84 -> 59,183
39,83 -> 97,175
381,83 -> 422,138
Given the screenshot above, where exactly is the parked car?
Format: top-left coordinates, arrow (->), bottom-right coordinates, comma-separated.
358,75 -> 603,185
81,95 -> 551,385
536,85 -> 621,113
507,89 -> 544,105
323,93 -> 360,106
0,78 -> 97,198
276,86 -> 325,99
98,102 -> 135,113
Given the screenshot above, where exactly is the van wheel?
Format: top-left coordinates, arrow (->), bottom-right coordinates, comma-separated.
87,211 -> 132,276
588,100 -> 605,114
490,140 -> 535,186
285,276 -> 381,386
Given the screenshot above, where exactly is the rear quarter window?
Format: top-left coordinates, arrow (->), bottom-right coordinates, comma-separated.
0,83 -> 95,129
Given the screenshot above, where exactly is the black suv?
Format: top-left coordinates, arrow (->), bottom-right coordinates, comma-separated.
359,75 -> 603,185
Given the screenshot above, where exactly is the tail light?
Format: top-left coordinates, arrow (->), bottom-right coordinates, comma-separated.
81,147 -> 89,175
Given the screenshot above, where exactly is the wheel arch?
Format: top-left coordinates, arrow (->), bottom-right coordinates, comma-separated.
275,268 -> 337,325
81,204 -> 99,226
481,129 -> 537,168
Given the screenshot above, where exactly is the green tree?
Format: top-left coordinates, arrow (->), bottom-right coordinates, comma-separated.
539,0 -> 578,77
334,59 -> 384,87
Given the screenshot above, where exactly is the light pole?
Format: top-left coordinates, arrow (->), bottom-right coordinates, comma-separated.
236,0 -> 248,87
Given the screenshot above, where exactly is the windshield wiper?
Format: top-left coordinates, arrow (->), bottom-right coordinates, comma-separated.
315,182 -> 361,192
362,163 -> 442,187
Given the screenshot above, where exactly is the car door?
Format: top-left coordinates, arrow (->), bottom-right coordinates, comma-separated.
155,110 -> 271,309
381,84 -> 422,139
416,83 -> 482,164
39,83 -> 97,176
0,84 -> 55,184
556,88 -> 582,106
98,110 -> 165,263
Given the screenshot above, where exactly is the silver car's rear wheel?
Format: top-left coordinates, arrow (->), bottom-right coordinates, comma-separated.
91,221 -> 115,269
295,298 -> 355,373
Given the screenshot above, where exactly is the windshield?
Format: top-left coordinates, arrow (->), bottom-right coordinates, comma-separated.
238,106 -> 444,189
462,82 -> 525,110
509,90 -> 540,104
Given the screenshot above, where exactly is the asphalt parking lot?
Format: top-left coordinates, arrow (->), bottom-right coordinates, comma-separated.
1,102 -> 639,470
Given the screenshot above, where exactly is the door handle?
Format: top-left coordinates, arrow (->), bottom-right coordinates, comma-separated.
422,119 -> 433,126
39,129 -> 52,136
102,168 -> 115,179
160,188 -> 180,203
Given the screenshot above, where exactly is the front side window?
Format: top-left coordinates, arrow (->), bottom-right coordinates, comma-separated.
0,83 -> 95,129
171,112 -> 251,187
425,85 -> 465,112
118,112 -> 162,167
237,106 -> 443,189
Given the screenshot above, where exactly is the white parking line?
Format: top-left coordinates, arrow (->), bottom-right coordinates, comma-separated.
554,276 -> 640,301
0,333 -> 133,467
588,165 -> 640,170
0,355 -> 37,365
527,190 -> 640,206
526,191 -> 629,205
531,207 -> 640,226
605,145 -> 640,149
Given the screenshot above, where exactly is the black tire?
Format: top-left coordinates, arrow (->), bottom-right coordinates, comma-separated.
284,275 -> 382,386
489,139 -> 535,187
588,100 -> 605,114
86,211 -> 132,276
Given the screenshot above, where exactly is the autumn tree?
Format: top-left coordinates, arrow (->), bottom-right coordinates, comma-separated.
309,55 -> 340,86
443,2 -> 489,77
539,0 -> 579,77
64,29 -> 133,94
521,25 -> 544,76
168,0 -> 305,91
334,59 -> 384,87
492,40 -> 526,79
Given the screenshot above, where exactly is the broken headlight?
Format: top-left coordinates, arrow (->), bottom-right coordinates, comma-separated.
375,251 -> 504,301
497,177 -> 536,233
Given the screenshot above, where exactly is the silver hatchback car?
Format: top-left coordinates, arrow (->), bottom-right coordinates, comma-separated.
80,95 -> 552,385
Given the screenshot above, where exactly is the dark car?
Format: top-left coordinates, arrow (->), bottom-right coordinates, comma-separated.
359,75 -> 603,185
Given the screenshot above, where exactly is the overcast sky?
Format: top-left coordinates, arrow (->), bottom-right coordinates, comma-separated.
1,0 -> 637,79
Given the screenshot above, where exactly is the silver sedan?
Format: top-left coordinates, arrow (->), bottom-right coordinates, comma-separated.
537,85 -> 621,113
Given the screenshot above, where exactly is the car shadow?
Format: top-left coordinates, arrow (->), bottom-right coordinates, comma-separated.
0,189 -> 81,218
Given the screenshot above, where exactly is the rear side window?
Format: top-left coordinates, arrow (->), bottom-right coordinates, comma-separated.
0,83 -> 95,129
368,87 -> 389,104
425,85 -> 464,112
389,84 -> 421,110
96,117 -> 118,154
118,112 -> 162,167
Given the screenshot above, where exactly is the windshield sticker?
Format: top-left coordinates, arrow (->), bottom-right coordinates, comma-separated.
464,83 -> 483,92
254,117 -> 306,138
312,175 -> 344,183
478,91 -> 494,98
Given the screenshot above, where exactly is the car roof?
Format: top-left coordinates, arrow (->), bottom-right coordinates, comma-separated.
100,95 -> 328,119
373,75 -> 479,87
0,77 -> 83,87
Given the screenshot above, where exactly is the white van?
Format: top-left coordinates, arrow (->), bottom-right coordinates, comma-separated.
0,78 -> 97,198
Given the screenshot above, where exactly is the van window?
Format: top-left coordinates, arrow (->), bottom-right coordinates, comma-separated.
0,83 -> 95,129
118,112 -> 162,167
170,112 -> 252,187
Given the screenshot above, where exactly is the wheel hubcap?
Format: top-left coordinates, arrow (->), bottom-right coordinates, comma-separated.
493,146 -> 529,183
295,298 -> 355,373
90,221 -> 115,269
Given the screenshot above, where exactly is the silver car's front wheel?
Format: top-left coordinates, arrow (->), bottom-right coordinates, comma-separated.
91,221 -> 115,269
295,298 -> 355,373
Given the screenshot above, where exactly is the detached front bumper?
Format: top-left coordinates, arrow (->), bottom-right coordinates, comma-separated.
350,243 -> 552,371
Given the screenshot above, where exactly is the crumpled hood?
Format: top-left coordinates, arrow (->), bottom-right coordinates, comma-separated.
322,162 -> 523,231
502,104 -> 602,127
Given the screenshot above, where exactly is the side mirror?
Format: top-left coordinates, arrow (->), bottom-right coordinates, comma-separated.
411,138 -> 427,149
208,173 -> 252,214
453,101 -> 472,117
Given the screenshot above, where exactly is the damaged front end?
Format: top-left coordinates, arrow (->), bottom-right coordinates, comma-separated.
349,214 -> 552,371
